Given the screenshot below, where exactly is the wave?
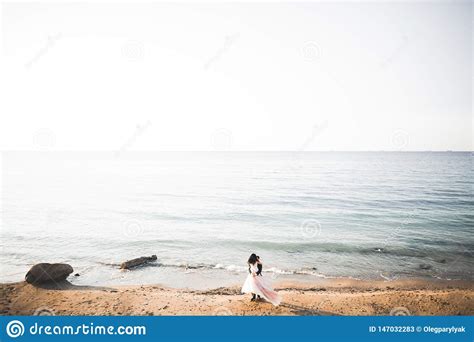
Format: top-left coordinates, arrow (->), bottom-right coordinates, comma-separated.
94,257 -> 473,282
208,239 -> 474,258
97,259 -> 325,277
109,237 -> 474,259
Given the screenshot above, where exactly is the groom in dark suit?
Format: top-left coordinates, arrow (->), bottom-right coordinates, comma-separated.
252,256 -> 263,300
256,255 -> 263,276
250,255 -> 264,301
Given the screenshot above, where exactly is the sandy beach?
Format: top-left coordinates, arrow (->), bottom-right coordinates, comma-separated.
1,278 -> 472,316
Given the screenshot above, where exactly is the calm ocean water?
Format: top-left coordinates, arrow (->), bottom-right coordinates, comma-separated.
1,152 -> 473,289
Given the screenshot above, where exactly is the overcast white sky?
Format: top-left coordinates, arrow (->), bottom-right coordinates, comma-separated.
0,2 -> 472,151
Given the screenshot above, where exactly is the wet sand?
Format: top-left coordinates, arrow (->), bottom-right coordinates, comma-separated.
1,278 -> 472,316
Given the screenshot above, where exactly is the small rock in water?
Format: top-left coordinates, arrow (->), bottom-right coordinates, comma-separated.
419,263 -> 432,270
74,273 -> 80,277
25,263 -> 73,284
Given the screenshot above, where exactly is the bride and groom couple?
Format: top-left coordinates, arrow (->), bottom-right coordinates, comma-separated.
241,253 -> 281,306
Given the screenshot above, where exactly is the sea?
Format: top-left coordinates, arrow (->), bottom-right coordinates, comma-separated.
1,151 -> 472,289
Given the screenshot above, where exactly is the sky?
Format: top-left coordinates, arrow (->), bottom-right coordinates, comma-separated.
0,1 -> 472,151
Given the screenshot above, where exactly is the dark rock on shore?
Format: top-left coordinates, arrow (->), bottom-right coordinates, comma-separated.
25,263 -> 74,284
120,255 -> 157,270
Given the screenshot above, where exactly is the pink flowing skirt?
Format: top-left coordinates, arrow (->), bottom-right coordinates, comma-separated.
241,274 -> 281,306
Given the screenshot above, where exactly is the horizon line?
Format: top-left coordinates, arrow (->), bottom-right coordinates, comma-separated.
2,150 -> 473,153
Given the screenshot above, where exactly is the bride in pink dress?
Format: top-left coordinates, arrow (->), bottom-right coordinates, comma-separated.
241,253 -> 281,306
